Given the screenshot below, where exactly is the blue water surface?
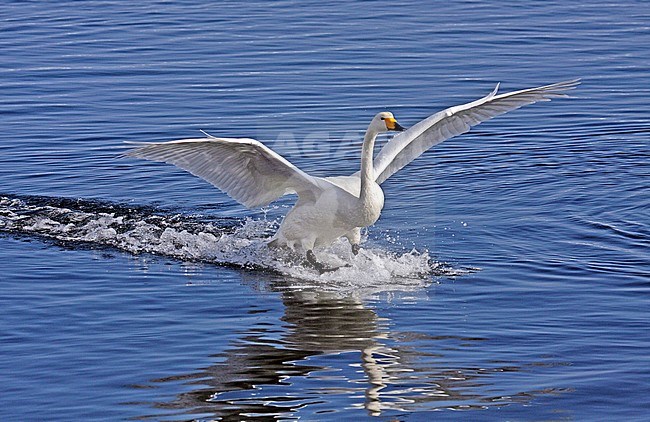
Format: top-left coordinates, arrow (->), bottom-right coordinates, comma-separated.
1,1 -> 649,420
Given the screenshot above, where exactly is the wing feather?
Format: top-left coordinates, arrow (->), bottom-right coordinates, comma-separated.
126,137 -> 320,209
373,79 -> 580,184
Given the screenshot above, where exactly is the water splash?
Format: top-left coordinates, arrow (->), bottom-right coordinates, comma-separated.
0,195 -> 461,287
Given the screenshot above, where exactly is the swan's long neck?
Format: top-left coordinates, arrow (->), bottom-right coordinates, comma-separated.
360,127 -> 379,200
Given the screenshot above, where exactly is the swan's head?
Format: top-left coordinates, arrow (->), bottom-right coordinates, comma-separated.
373,112 -> 406,133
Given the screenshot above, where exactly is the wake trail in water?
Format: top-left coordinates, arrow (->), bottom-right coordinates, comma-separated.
0,195 -> 460,287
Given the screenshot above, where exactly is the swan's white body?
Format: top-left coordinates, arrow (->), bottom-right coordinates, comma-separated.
272,118 -> 389,251
127,79 -> 579,258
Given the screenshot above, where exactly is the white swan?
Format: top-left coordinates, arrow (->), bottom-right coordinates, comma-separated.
127,79 -> 579,272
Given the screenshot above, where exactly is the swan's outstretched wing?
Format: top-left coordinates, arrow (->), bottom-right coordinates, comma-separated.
373,79 -> 580,184
126,137 -> 321,209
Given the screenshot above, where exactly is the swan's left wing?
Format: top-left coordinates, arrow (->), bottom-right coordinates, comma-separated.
126,137 -> 321,209
373,79 -> 580,184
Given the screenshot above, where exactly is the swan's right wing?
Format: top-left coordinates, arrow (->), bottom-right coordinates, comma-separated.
126,137 -> 321,209
373,79 -> 580,184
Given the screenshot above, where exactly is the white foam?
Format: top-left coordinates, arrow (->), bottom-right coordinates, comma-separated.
1,196 -> 457,292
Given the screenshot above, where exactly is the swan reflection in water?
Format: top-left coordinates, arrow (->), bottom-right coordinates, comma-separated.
136,276 -> 563,419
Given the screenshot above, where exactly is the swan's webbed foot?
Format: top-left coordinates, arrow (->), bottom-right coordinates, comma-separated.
351,244 -> 360,255
306,250 -> 326,274
305,250 -> 342,274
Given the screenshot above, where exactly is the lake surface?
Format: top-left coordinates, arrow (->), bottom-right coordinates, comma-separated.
1,1 -> 649,420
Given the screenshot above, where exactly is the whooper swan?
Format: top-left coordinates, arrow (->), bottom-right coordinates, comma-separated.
127,79 -> 579,272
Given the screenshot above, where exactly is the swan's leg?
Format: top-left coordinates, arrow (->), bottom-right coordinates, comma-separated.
301,237 -> 328,273
305,249 -> 344,274
345,228 -> 362,255
306,250 -> 327,274
268,238 -> 302,264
